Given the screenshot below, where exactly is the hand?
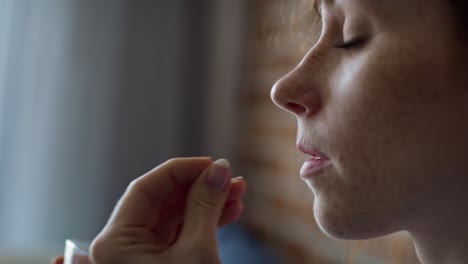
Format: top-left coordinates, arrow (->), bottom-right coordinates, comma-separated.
88,157 -> 246,264
52,256 -> 64,264
52,255 -> 90,264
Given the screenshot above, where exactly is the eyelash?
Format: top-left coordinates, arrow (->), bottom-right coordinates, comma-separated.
334,36 -> 367,50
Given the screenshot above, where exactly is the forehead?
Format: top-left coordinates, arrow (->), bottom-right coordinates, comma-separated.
319,0 -> 390,9
318,0 -> 434,25
319,0 -> 390,16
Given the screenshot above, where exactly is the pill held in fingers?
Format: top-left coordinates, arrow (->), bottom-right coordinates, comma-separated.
213,158 -> 230,168
231,176 -> 244,182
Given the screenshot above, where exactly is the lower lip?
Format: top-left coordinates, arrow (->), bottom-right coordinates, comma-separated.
300,157 -> 332,180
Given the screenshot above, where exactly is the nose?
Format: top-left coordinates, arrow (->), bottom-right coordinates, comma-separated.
270,67 -> 322,117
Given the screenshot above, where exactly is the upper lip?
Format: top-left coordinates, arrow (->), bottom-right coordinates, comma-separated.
297,143 -> 329,159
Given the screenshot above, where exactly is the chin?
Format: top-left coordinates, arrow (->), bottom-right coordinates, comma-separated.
313,200 -> 394,240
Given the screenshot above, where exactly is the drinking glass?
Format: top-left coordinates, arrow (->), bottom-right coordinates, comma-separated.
63,239 -> 93,264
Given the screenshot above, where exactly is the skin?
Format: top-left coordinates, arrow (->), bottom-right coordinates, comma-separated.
51,0 -> 468,263
53,158 -> 247,264
271,0 -> 468,263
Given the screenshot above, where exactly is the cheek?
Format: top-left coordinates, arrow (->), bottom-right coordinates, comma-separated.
329,55 -> 410,182
330,42 -> 449,172
313,46 -> 452,238
331,51 -> 446,194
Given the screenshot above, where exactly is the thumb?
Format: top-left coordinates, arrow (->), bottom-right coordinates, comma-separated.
179,158 -> 231,241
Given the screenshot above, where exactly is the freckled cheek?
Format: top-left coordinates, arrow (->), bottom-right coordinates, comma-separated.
327,73 -> 403,187
327,44 -> 435,180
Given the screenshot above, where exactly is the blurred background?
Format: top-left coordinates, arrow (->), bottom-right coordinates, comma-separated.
0,0 -> 419,263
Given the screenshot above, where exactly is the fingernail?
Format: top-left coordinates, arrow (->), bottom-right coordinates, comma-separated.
205,159 -> 230,191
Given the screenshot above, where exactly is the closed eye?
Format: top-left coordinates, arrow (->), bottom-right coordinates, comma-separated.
334,36 -> 368,50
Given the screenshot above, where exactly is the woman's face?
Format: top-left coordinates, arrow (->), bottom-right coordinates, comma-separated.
271,0 -> 468,239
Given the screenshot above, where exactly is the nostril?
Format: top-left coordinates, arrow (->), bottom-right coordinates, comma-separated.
286,102 -> 307,115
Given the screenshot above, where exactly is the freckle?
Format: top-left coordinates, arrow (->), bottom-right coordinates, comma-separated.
330,218 -> 343,237
351,186 -> 358,192
371,175 -> 377,183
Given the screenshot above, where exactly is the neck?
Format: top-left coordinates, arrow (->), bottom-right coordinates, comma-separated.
411,210 -> 468,264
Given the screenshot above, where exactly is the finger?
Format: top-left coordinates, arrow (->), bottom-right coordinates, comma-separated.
151,177 -> 246,246
226,177 -> 246,202
150,177 -> 246,247
220,177 -> 247,226
108,157 -> 212,228
218,201 -> 244,227
52,256 -> 64,264
178,159 -> 231,242
153,200 -> 185,246
53,255 -> 90,264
